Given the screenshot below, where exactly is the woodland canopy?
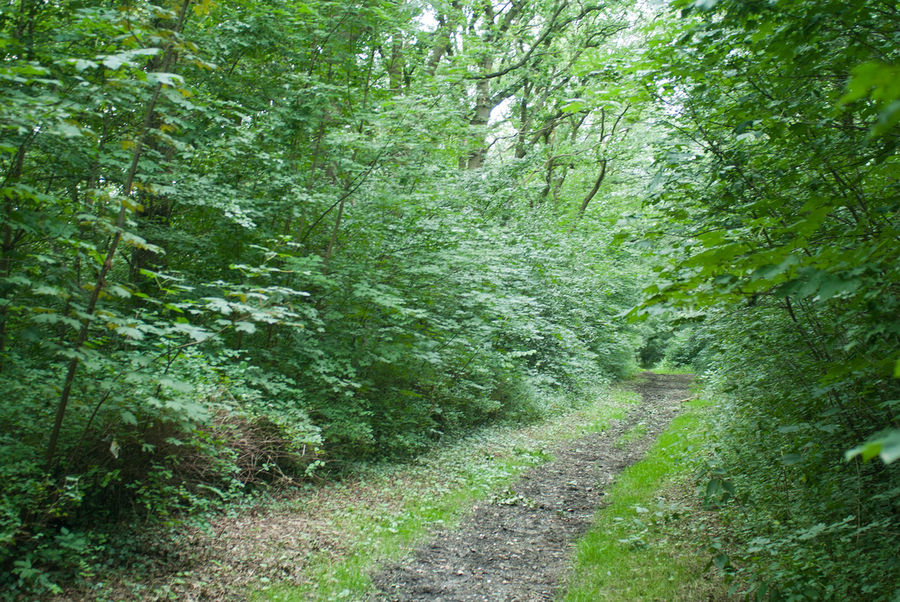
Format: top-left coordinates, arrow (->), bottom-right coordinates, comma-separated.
0,0 -> 897,598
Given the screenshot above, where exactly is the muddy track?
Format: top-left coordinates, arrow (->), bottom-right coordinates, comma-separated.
370,372 -> 693,602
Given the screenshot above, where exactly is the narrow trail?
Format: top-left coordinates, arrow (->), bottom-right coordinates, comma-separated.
370,372 -> 693,601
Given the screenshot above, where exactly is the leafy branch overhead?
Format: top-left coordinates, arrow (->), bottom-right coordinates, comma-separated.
0,0 -> 897,598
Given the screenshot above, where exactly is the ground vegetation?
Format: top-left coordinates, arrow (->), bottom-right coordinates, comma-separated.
0,0 -> 897,598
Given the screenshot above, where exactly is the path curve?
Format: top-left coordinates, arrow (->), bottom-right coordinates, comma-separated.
370,372 -> 693,601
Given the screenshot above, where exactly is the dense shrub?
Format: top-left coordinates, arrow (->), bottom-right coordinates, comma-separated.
694,308 -> 900,600
641,0 -> 900,596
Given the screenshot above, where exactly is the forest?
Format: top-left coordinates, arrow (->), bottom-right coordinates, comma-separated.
0,0 -> 897,599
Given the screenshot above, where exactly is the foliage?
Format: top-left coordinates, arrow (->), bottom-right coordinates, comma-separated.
11,0 -> 897,596
0,0 -> 647,595
640,0 -> 900,598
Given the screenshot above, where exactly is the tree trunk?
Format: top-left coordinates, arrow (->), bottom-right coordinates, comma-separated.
577,159 -> 607,217
464,67 -> 493,169
0,138 -> 29,373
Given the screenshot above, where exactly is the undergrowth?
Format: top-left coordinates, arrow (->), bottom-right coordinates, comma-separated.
698,375 -> 900,601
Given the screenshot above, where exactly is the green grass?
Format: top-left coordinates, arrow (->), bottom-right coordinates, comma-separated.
616,422 -> 648,448
563,399 -> 729,601
649,363 -> 696,375
257,385 -> 641,601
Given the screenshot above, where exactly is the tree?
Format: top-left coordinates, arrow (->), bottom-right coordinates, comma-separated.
641,0 -> 900,597
1,0 -> 652,594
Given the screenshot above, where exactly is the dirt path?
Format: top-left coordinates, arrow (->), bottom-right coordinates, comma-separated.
370,372 -> 693,601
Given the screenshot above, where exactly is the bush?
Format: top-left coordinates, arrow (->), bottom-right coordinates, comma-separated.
693,307 -> 900,601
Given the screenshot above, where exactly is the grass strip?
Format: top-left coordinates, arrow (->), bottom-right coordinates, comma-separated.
650,364 -> 696,375
258,387 -> 641,601
563,398 -> 728,601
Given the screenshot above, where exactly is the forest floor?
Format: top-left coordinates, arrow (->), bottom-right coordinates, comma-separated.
67,373 -> 717,601
369,372 -> 692,601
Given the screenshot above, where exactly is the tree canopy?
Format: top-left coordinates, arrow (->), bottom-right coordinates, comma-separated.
0,0 -> 897,598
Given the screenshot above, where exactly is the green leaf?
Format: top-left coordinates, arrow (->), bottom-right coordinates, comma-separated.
158,377 -> 194,394
52,122 -> 83,139
839,62 -> 900,106
169,322 -> 213,342
148,71 -> 185,88
713,552 -> 729,570
797,522 -> 826,541
120,410 -> 138,426
65,58 -> 99,71
880,432 -> 900,464
115,326 -> 144,340
204,297 -> 233,315
99,48 -> 161,70
235,321 -> 256,334
560,98 -> 587,113
845,430 -> 900,464
780,453 -> 803,466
